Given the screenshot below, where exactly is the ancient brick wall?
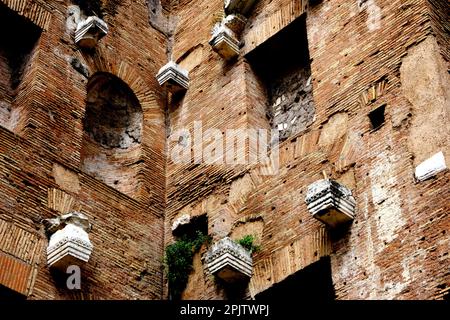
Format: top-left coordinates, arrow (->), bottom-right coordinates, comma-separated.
426,0 -> 450,62
0,0 -> 166,299
165,0 -> 449,300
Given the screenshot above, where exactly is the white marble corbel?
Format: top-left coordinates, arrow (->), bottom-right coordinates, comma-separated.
156,61 -> 190,93
209,24 -> 240,60
44,212 -> 93,271
205,237 -> 252,283
75,16 -> 109,49
305,179 -> 356,228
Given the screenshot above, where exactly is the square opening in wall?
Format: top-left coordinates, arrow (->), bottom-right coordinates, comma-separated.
254,257 -> 335,301
0,2 -> 41,128
246,15 -> 315,143
369,104 -> 386,130
0,284 -> 26,301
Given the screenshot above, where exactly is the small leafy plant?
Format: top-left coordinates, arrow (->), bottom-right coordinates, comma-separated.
236,235 -> 261,255
164,231 -> 210,300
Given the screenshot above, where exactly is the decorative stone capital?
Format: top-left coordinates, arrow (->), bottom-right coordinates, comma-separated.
209,25 -> 240,60
156,61 -> 190,93
225,0 -> 258,16
75,16 -> 108,49
44,212 -> 93,271
305,179 -> 356,228
205,237 -> 252,283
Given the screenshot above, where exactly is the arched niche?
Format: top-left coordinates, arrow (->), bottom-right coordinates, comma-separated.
81,72 -> 144,198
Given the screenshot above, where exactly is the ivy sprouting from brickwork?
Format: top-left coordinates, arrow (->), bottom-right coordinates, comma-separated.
164,231 -> 211,300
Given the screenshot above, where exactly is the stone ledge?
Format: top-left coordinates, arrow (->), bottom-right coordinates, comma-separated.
156,61 -> 190,93
205,237 -> 252,282
75,16 -> 108,48
305,179 -> 356,228
209,26 -> 240,60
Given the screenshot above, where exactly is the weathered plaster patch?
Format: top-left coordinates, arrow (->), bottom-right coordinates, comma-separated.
359,0 -> 382,31
400,36 -> 450,166
53,163 -> 80,194
369,151 -> 405,246
318,112 -> 348,149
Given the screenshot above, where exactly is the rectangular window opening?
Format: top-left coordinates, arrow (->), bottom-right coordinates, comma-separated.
246,15 -> 315,144
0,2 -> 41,129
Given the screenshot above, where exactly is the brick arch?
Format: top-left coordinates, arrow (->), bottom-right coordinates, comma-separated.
81,71 -> 145,199
77,48 -> 164,202
81,49 -> 157,108
79,48 -> 162,144
0,0 -> 52,31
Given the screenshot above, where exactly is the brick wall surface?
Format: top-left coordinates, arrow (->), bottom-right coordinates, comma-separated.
0,0 -> 448,300
0,0 -> 166,299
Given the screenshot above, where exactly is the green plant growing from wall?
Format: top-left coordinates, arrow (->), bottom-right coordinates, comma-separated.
236,234 -> 261,255
164,230 -> 210,300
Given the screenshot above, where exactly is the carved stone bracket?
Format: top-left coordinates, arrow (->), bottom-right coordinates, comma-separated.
44,212 -> 93,271
156,61 -> 190,93
205,237 -> 252,283
305,179 -> 356,228
75,16 -> 108,49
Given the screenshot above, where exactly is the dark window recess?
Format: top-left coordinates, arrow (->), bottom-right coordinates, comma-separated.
172,214 -> 208,238
255,257 -> 335,301
246,15 -> 315,143
0,284 -> 26,301
369,104 -> 386,130
0,2 -> 41,127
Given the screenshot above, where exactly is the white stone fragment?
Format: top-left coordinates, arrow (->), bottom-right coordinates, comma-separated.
156,61 -> 190,93
75,16 -> 108,49
205,237 -> 252,282
171,214 -> 191,232
415,151 -> 447,182
275,97 -> 281,106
